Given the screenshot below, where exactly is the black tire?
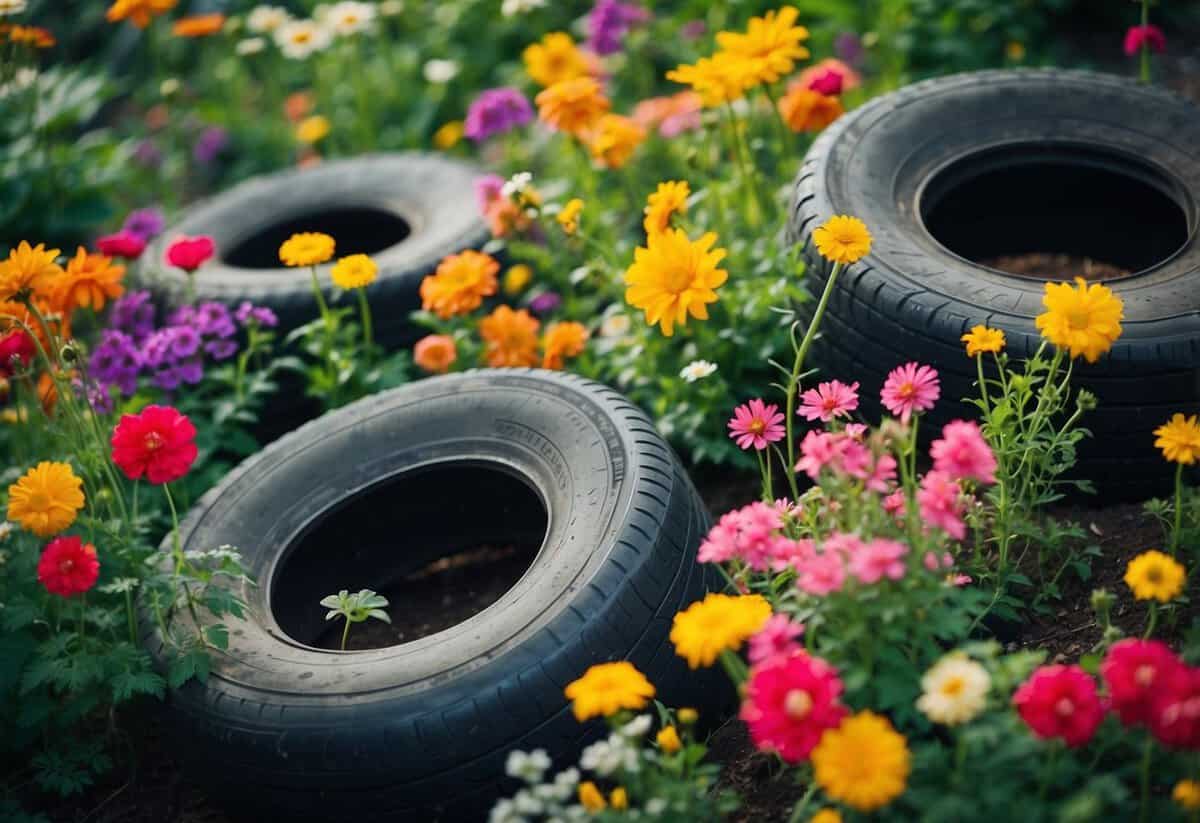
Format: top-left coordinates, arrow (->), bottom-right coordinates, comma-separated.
789,69 -> 1200,499
146,370 -> 724,821
144,152 -> 490,347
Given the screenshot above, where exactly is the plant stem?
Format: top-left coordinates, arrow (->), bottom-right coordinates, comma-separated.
1171,462 -> 1183,556
1140,0 -> 1151,84
340,617 -> 351,651
355,287 -> 374,357
125,588 -> 137,644
1144,602 -> 1159,639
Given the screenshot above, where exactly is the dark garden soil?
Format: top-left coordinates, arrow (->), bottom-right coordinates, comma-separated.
982,253 -> 1128,281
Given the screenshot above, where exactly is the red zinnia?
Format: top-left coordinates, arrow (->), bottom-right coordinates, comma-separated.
110,404 -> 198,484
37,535 -> 100,597
740,652 -> 848,763
165,235 -> 216,272
97,230 -> 148,261
1100,639 -> 1185,727
1013,664 -> 1105,747
1149,667 -> 1200,750
0,329 -> 36,376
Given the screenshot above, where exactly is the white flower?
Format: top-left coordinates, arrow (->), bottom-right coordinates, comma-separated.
553,767 -> 580,792
578,735 -> 638,776
236,36 -> 267,55
680,360 -> 718,382
159,78 -> 181,97
0,0 -> 27,16
501,0 -> 546,17
600,313 -> 631,338
915,653 -> 991,726
619,714 -> 652,738
501,171 -> 534,200
511,789 -> 543,816
0,521 -> 12,541
423,59 -> 460,84
379,0 -> 404,16
246,5 -> 290,33
326,1 -> 375,36
646,798 -> 669,816
487,798 -> 528,823
275,19 -> 333,59
505,749 -> 551,784
0,68 -> 36,98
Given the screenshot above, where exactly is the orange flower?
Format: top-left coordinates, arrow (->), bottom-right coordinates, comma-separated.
586,114 -> 646,169
0,241 -> 63,303
523,31 -> 590,88
37,370 -> 62,415
419,250 -> 500,318
778,87 -> 843,133
536,77 -> 610,137
8,25 -> 56,48
106,0 -> 178,29
480,306 -> 540,367
285,91 -> 314,123
541,321 -> 588,370
172,14 -> 225,37
0,299 -> 70,357
55,247 -> 125,312
413,334 -> 458,374
484,199 -> 534,239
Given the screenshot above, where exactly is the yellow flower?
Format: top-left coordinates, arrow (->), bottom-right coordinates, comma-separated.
433,120 -> 464,150
715,6 -> 810,86
578,781 -> 606,812
915,653 -> 991,726
420,250 -> 500,318
656,725 -> 682,753
643,181 -> 690,237
812,711 -> 910,812
503,264 -> 533,296
1035,277 -> 1124,363
1174,779 -> 1200,811
557,199 -> 584,236
1154,413 -> 1200,465
536,77 -> 610,137
541,321 -> 589,370
812,215 -> 871,265
669,592 -> 771,669
105,0 -> 177,29
961,325 -> 1006,358
587,114 -> 646,169
55,247 -> 125,312
330,254 -> 377,290
810,811 -> 843,823
296,115 -> 331,144
677,707 -> 698,724
1124,550 -> 1185,603
279,232 -> 335,267
624,228 -> 728,337
479,305 -> 540,368
610,787 -> 628,810
777,87 -> 843,133
666,51 -> 757,107
0,241 -> 63,302
523,31 -> 589,88
7,461 -> 85,537
1006,41 -> 1027,61
564,661 -> 655,721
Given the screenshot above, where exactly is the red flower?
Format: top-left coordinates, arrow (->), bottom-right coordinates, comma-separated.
165,235 -> 216,272
0,329 -> 36,376
1149,667 -> 1200,750
1100,639 -> 1185,727
806,68 -> 844,96
740,652 -> 848,763
1013,664 -> 1105,747
97,230 -> 148,261
110,404 -> 198,484
1124,24 -> 1166,57
37,535 -> 100,597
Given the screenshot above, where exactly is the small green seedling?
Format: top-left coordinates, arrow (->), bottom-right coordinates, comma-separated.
320,589 -> 391,650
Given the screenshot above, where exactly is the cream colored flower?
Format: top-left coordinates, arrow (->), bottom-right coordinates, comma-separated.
600,313 -> 631,338
423,59 -> 460,84
680,360 -> 718,383
246,4 -> 289,33
325,1 -> 374,36
236,36 -> 266,55
274,18 -> 332,59
916,653 -> 990,726
0,0 -> 28,16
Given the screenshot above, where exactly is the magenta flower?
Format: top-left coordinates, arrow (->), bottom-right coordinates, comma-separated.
728,398 -> 785,451
930,420 -> 998,485
1124,24 -> 1166,57
882,490 -> 906,520
798,379 -> 859,423
587,0 -> 649,56
916,470 -> 966,541
796,551 -> 845,596
464,87 -> 533,142
474,174 -> 505,214
697,501 -> 784,570
865,453 -> 898,493
881,361 -> 940,423
849,539 -> 908,584
795,429 -> 838,479
747,614 -> 805,667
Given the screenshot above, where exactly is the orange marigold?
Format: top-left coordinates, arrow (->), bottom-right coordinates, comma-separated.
480,305 -> 540,368
419,250 -> 500,318
8,25 -> 56,48
413,334 -> 458,374
55,247 -> 125,312
0,241 -> 63,303
536,77 -> 610,137
523,31 -> 589,88
587,114 -> 646,169
172,14 -> 225,37
541,321 -> 589,370
106,0 -> 178,29
778,87 -> 844,133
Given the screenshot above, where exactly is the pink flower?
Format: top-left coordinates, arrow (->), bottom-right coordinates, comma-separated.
832,437 -> 871,479
769,537 -> 815,572
697,502 -> 784,570
822,532 -> 864,560
865,453 -> 897,493
97,230 -> 147,260
1124,24 -> 1166,56
843,422 -> 868,440
795,430 -> 838,480
165,235 -> 215,272
930,420 -> 997,484
948,573 -> 972,587
728,398 -> 786,451
798,379 -> 859,423
474,174 -> 505,214
748,614 -> 806,666
1101,639 -> 1186,727
792,59 -> 861,95
849,539 -> 908,584
1149,667 -> 1200,750
881,362 -> 940,423
923,551 -> 956,571
796,551 -> 845,596
740,653 -> 848,763
1013,665 -> 1105,747
917,470 -> 965,540
882,490 -> 906,520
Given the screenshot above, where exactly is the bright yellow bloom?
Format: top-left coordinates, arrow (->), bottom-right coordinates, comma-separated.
667,51 -> 757,107
1035,277 -> 1124,363
296,115 -> 331,144
587,114 -> 646,169
55,247 -> 125,312
503,264 -> 533,295
656,725 -> 682,753
578,781 -> 606,812
564,661 -> 655,721
536,77 -> 610,137
609,787 -> 628,810
105,0 -> 177,29
677,707 -> 698,724
541,321 -> 588,370
1174,780 -> 1200,811
643,181 -> 690,237
420,250 -> 499,318
479,305 -> 540,368
961,325 -> 1006,358
812,711 -> 910,812
523,31 -> 589,88
715,6 -> 810,85
669,592 -> 771,669
1124,550 -> 1185,603
1154,413 -> 1200,465
557,199 -> 584,236
330,254 -> 377,290
810,811 -> 843,823
0,241 -> 63,302
7,461 -> 85,537
777,87 -> 843,133
279,232 -> 335,267
433,120 -> 464,150
915,653 -> 990,726
812,215 -> 871,265
624,229 -> 728,337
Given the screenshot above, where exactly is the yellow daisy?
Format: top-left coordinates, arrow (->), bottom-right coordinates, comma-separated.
812,215 -> 871,265
1124,550 -> 1185,603
0,240 -> 63,302
715,6 -> 810,86
624,229 -> 728,337
1035,277 -> 1124,363
961,325 -> 1006,358
587,114 -> 646,169
811,711 -> 910,812
556,199 -> 584,236
667,51 -> 758,107
279,232 -> 335,267
1153,413 -> 1200,465
523,31 -> 589,88
7,461 -> 85,537
643,181 -> 690,237
669,592 -> 771,669
330,254 -> 377,290
564,661 -> 655,721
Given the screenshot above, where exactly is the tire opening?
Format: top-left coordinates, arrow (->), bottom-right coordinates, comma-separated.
270,462 -> 547,651
919,144 -> 1192,279
223,206 -> 411,269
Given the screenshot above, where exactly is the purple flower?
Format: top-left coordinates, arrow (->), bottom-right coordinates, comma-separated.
168,326 -> 202,359
169,302 -> 236,339
234,301 -> 278,328
193,125 -> 230,165
122,208 -> 166,242
132,140 -> 163,169
464,87 -> 533,142
74,376 -> 115,415
587,0 -> 649,55
110,289 -> 157,340
529,292 -> 562,316
680,19 -> 707,40
89,330 -> 142,396
834,32 -> 864,66
205,339 -> 238,360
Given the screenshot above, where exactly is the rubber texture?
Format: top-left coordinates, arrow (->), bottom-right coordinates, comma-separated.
789,69 -> 1200,499
145,370 -> 725,821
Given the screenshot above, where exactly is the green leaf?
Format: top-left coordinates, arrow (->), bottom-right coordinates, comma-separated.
204,624 -> 230,651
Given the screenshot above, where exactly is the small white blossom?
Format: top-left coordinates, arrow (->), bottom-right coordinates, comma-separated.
247,5 -> 290,33
553,767 -> 580,792
679,360 -> 718,382
579,735 -> 638,776
600,313 -> 631,338
505,748 -> 551,784
423,59 -> 460,84
646,798 -> 668,816
501,171 -> 534,200
0,0 -> 28,16
511,789 -> 544,816
0,521 -> 13,541
501,0 -> 546,17
159,78 -> 181,97
487,798 -> 528,823
275,19 -> 333,59
236,36 -> 267,55
379,0 -> 404,16
325,1 -> 375,36
619,714 -> 652,738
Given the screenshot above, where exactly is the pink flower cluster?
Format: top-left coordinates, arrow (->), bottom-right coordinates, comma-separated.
916,419 -> 998,541
697,501 -> 788,571
795,429 -> 896,492
741,650 -> 847,763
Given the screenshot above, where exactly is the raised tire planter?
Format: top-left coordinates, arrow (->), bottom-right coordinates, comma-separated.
789,69 -> 1200,498
146,370 -> 724,821
146,152 -> 490,347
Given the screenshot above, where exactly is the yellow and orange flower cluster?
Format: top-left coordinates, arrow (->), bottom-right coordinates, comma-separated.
0,240 -> 125,320
419,250 -> 500,319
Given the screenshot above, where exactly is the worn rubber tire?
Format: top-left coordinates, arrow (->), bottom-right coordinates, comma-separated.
146,370 -> 724,821
789,69 -> 1200,499
145,152 -> 490,347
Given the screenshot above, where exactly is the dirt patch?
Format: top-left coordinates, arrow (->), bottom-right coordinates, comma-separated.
983,253 -> 1129,281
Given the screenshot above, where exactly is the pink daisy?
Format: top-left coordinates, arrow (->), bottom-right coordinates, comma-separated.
864,453 -> 898,493
728,398 -> 786,451
795,430 -> 838,480
748,614 -> 806,666
917,470 -> 966,540
882,490 -> 906,520
798,380 -> 860,423
843,423 -> 868,441
930,420 -> 997,484
697,501 -> 784,569
880,362 -> 940,423
832,437 -> 871,479
769,537 -> 816,572
796,551 -> 846,596
849,538 -> 908,584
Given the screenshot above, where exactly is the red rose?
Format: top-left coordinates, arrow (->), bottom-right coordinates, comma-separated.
110,404 -> 198,484
97,230 -> 148,261
37,535 -> 100,597
165,235 -> 216,272
0,329 -> 36,376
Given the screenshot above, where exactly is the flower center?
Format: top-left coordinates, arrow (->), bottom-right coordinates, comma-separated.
1145,567 -> 1163,584
897,381 -> 916,400
748,419 -> 766,435
1054,697 -> 1075,717
940,675 -> 965,697
29,490 -> 50,510
1067,309 -> 1091,330
784,689 -> 812,719
293,31 -> 311,44
1134,665 -> 1156,687
663,263 -> 694,294
144,431 -> 166,452
59,558 -> 74,573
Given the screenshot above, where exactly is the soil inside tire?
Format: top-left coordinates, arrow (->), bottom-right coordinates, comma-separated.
981,252 -> 1129,281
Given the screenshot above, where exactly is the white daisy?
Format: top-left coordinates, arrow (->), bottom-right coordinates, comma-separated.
235,36 -> 266,56
501,0 -> 546,17
423,58 -> 460,84
325,1 -> 375,36
504,748 -> 551,783
680,360 -> 718,382
246,5 -> 290,33
274,19 -> 333,60
600,313 -> 631,338
915,653 -> 991,726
